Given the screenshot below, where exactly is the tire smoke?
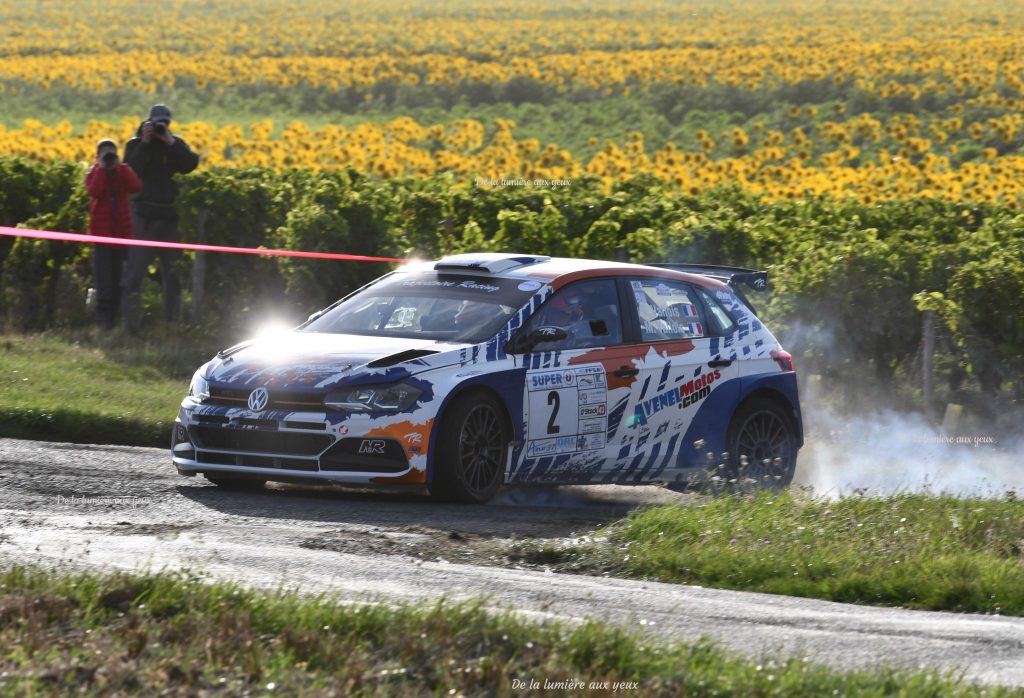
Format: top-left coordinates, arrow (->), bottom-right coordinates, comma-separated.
794,377 -> 1024,497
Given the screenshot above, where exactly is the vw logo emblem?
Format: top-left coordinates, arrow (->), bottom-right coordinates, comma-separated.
248,387 -> 269,412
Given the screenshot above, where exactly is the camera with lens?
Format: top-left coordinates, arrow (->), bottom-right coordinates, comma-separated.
101,151 -> 118,166
152,122 -> 168,137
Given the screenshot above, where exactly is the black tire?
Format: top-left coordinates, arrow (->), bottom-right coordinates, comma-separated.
430,392 -> 509,504
726,397 -> 798,490
205,474 -> 267,490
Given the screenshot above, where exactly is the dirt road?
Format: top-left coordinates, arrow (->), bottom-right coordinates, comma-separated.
2,438 -> 1022,686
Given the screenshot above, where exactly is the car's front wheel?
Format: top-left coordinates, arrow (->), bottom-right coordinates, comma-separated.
430,392 -> 509,503
726,397 -> 798,490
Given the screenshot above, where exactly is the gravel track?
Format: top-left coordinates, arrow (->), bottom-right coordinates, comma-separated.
1,438 -> 1022,686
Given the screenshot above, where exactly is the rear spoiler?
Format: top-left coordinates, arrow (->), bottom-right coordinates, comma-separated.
644,263 -> 768,292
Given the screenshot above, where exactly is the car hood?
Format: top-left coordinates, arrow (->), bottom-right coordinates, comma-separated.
203,331 -> 472,390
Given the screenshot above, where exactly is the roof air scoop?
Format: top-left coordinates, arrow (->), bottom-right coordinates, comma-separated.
433,253 -> 551,274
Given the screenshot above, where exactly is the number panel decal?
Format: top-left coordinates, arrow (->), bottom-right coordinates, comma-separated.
525,364 -> 607,458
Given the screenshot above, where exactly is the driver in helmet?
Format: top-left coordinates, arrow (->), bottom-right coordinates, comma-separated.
536,289 -> 603,348
543,290 -> 586,328
543,284 -> 622,348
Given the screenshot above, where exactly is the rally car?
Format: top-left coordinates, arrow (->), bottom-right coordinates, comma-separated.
172,253 -> 802,503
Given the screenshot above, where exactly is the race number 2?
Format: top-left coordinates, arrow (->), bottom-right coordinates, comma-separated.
546,390 -> 561,434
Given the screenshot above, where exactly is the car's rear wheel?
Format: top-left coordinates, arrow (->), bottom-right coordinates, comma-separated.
430,392 -> 508,503
205,474 -> 267,490
726,397 -> 798,490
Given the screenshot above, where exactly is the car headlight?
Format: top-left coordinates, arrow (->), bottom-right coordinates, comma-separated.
188,370 -> 211,403
324,383 -> 422,412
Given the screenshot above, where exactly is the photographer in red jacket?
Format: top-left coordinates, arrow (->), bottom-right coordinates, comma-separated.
85,139 -> 142,329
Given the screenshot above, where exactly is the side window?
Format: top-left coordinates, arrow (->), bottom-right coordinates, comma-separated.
695,287 -> 737,336
521,279 -> 623,351
627,278 -> 706,342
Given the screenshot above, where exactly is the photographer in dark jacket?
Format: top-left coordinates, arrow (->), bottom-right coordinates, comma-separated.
122,104 -> 200,329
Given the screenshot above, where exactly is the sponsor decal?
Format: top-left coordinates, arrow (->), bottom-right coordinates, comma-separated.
529,370 -> 575,390
578,388 -> 607,405
655,283 -> 673,296
457,280 -> 501,293
630,369 -> 722,426
337,424 -> 349,435
518,281 -> 542,291
401,279 -> 457,288
527,436 -> 578,457
247,387 -> 269,412
579,404 -> 607,418
630,280 -> 643,291
357,439 -> 386,455
716,290 -> 733,301
579,419 -> 605,434
365,419 -> 433,453
576,432 -> 606,451
399,279 -> 500,292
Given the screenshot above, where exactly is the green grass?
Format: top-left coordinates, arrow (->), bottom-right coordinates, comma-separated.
0,332 -> 213,447
0,565 -> 1009,697
508,492 -> 1024,616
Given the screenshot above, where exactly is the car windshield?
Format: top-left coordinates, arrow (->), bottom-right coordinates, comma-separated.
301,272 -> 541,343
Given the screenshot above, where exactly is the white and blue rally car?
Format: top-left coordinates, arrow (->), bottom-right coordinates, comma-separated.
172,253 -> 802,503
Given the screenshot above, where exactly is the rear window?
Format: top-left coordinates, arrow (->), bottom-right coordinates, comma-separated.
627,278 -> 706,342
302,272 -> 541,343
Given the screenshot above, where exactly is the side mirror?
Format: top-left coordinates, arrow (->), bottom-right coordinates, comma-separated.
507,326 -> 568,354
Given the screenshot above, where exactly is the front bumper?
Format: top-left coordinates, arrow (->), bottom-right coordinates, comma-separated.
171,402 -> 426,485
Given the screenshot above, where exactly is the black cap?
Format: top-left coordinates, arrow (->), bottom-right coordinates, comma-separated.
148,104 -> 172,123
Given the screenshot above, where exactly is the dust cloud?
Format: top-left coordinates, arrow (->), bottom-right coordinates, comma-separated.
795,380 -> 1024,497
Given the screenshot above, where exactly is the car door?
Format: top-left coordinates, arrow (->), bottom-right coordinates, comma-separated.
512,278 -> 626,484
603,276 -> 740,484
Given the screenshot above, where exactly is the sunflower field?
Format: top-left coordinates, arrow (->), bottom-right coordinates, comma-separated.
3,0 -> 1024,203
1,0 -> 1022,421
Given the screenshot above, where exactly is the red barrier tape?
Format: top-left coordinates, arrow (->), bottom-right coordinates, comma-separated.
0,226 -> 409,264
